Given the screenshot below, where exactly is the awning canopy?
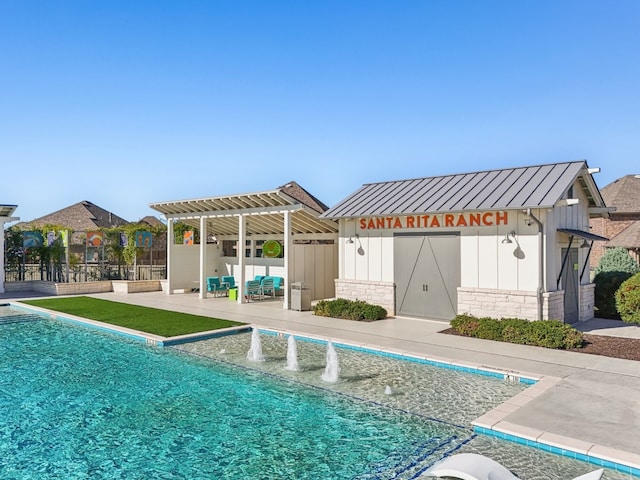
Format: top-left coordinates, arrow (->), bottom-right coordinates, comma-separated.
150,186 -> 338,237
558,228 -> 608,242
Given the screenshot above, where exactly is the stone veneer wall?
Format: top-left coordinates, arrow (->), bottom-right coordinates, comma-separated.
458,287 -> 566,322
334,279 -> 395,316
579,283 -> 595,321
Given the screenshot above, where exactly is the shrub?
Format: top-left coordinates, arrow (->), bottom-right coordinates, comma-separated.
594,271 -> 634,319
449,314 -> 583,350
615,273 -> 640,325
500,318 -> 532,345
593,247 -> 640,276
450,314 -> 481,336
527,320 -> 584,349
313,298 -> 387,321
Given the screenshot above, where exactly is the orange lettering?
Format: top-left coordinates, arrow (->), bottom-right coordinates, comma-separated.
430,216 -> 440,227
482,212 -> 493,226
496,211 -> 508,225
393,217 -> 402,228
445,214 -> 454,227
406,216 -> 415,228
367,218 -> 376,229
360,219 -> 367,229
376,217 -> 385,229
456,215 -> 468,227
469,213 -> 481,226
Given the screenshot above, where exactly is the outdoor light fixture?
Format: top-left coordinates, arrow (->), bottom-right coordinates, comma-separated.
580,239 -> 590,248
346,234 -> 359,244
501,231 -> 516,244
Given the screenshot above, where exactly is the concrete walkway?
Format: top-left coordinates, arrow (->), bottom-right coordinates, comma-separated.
3,290 -> 640,474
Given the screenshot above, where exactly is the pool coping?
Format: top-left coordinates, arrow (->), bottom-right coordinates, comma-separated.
7,302 -> 640,477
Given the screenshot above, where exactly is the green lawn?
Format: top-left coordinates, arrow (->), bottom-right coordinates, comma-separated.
22,296 -> 244,337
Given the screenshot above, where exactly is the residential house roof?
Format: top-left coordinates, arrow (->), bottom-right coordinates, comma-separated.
18,200 -> 129,231
600,175 -> 640,214
606,221 -> 640,250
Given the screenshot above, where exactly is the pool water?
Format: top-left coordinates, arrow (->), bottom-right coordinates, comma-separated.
0,311 -> 468,479
0,307 -> 632,479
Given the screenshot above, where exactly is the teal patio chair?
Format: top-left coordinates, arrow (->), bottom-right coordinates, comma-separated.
221,275 -> 236,289
261,278 -> 275,299
245,280 -> 262,301
207,277 -> 228,297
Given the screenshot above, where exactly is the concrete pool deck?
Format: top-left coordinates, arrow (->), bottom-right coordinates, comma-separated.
3,290 -> 640,475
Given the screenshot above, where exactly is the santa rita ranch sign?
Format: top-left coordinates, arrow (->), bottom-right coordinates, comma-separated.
358,211 -> 509,230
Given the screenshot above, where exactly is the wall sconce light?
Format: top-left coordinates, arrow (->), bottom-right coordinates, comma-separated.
580,239 -> 590,248
501,231 -> 516,244
346,233 -> 359,244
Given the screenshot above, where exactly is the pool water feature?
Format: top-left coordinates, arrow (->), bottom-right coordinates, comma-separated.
0,306 -> 633,479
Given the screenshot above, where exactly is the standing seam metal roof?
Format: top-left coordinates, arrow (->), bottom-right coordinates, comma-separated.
322,161 -> 600,219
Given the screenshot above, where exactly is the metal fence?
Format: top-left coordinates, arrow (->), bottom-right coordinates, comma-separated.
5,264 -> 166,283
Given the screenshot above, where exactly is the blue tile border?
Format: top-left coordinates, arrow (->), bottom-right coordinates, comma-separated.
474,426 -> 640,477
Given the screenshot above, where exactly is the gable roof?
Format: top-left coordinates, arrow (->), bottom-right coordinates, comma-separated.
149,181 -> 337,236
322,161 -> 607,219
600,175 -> 640,214
606,221 -> 640,249
138,215 -> 165,227
18,200 -> 129,230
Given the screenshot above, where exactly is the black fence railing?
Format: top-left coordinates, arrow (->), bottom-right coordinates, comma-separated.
5,264 -> 166,283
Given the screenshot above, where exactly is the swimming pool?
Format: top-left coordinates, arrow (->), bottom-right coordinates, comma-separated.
0,306 -> 631,479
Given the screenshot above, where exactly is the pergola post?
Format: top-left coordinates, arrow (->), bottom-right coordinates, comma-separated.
237,215 -> 246,303
166,218 -> 173,295
0,206 -> 19,294
283,210 -> 292,309
199,216 -> 207,299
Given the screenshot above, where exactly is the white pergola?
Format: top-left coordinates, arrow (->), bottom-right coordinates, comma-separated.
150,188 -> 338,308
0,205 -> 19,294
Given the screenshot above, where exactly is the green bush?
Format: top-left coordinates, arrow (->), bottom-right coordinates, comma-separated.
313,298 -> 387,321
594,271 -> 634,319
593,248 -> 640,319
500,318 -> 533,345
450,314 -> 481,336
593,247 -> 640,276
449,314 -> 583,349
615,272 -> 640,325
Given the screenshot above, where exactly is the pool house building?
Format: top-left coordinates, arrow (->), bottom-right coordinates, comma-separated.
322,161 -> 610,323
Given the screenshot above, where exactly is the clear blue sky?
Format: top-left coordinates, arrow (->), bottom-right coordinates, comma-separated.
2,1 -> 638,224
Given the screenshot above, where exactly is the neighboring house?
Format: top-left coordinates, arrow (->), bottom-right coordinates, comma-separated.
14,201 -> 166,268
17,200 -> 129,231
591,175 -> 640,265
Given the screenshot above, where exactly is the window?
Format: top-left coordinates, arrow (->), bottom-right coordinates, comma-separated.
222,240 -> 236,257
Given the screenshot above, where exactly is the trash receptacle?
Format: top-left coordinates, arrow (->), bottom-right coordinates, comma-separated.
291,282 -> 311,311
229,288 -> 238,301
